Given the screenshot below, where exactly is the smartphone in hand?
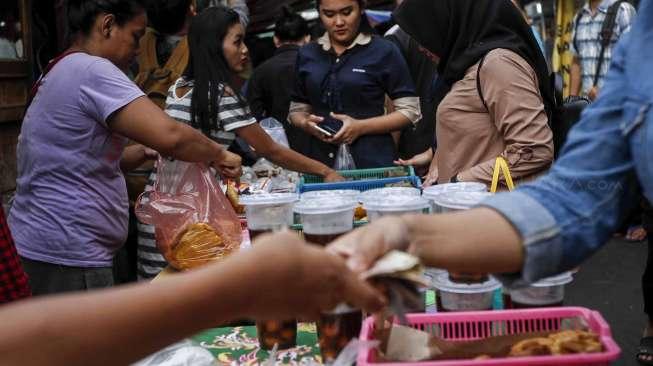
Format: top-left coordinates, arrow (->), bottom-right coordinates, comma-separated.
320,115 -> 343,135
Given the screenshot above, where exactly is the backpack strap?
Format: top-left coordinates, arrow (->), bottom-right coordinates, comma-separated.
593,0 -> 625,87
476,54 -> 489,112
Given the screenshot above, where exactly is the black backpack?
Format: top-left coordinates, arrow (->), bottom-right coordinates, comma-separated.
476,57 -> 591,159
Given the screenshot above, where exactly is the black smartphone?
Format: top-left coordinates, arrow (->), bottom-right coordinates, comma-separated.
320,115 -> 343,135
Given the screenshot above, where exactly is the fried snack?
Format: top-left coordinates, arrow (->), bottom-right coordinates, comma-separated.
509,338 -> 554,357
226,184 -> 245,214
550,330 -> 603,354
508,330 -> 603,357
354,205 -> 367,221
170,223 -> 234,270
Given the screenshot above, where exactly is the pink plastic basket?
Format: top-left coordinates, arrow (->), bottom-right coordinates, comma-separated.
357,307 -> 620,366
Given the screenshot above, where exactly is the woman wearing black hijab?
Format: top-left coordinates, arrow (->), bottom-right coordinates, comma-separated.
395,0 -> 554,187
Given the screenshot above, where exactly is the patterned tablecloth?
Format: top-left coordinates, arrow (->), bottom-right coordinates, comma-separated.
192,323 -> 321,365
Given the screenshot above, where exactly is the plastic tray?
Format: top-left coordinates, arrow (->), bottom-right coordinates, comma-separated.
300,166 -> 416,185
299,176 -> 422,194
357,307 -> 620,366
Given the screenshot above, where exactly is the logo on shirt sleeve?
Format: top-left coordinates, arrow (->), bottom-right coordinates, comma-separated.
352,68 -> 367,73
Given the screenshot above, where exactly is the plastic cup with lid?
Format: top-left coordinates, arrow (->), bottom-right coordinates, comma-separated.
294,196 -> 358,245
300,189 -> 361,202
508,272 -> 574,308
430,191 -> 493,213
422,183 -> 488,213
359,187 -> 421,203
361,195 -> 431,221
239,193 -> 299,232
431,271 -> 501,312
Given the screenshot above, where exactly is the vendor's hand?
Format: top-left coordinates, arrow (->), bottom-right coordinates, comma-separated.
246,232 -> 386,320
323,170 -> 345,182
588,86 -> 599,101
422,167 -> 439,187
299,114 -> 331,141
394,148 -> 433,168
327,113 -> 362,145
212,151 -> 242,180
143,147 -> 159,160
327,216 -> 411,274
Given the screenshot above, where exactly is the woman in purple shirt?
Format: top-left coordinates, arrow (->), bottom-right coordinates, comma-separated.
7,0 -> 243,295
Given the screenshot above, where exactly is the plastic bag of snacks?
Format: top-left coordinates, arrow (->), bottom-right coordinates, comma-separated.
136,158 -> 242,270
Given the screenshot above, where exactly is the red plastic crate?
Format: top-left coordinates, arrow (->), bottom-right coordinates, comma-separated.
358,307 -> 620,366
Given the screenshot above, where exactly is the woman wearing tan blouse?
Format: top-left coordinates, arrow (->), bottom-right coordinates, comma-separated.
394,0 -> 554,187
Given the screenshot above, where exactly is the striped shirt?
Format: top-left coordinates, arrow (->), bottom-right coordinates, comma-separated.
136,78 -> 256,279
570,0 -> 636,95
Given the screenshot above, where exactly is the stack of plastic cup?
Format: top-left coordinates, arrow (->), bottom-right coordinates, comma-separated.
362,195 -> 431,221
422,182 -> 487,213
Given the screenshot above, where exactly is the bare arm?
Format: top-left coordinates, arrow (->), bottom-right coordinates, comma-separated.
328,111 -> 412,145
0,233 -> 384,366
569,56 -> 582,97
109,96 -> 228,164
120,144 -> 157,173
236,123 -> 342,181
328,208 -> 524,275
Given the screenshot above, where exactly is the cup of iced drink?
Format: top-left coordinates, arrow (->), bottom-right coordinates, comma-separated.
508,272 -> 574,309
422,182 -> 487,213
239,193 -> 299,350
294,196 -> 361,362
362,195 -> 430,221
294,196 -> 357,246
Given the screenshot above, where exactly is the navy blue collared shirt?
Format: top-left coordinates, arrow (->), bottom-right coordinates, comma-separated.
292,34 -> 416,168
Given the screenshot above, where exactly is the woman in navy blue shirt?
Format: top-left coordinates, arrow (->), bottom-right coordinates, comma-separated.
288,0 -> 421,169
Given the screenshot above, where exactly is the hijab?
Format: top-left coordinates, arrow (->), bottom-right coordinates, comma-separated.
393,0 -> 555,115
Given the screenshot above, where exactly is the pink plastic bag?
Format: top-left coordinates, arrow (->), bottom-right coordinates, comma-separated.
135,158 -> 242,270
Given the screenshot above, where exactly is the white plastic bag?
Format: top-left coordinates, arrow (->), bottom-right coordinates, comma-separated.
334,144 -> 356,170
260,117 -> 289,148
132,340 -> 215,366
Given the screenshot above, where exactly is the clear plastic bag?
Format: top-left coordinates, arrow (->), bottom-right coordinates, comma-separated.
260,117 -> 289,148
135,158 -> 242,271
132,340 -> 215,366
334,144 -> 356,170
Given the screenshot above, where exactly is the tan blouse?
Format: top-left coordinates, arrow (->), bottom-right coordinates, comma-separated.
436,48 -> 554,186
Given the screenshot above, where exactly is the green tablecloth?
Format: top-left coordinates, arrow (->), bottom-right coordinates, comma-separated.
192,323 -> 321,365
190,291 -> 442,365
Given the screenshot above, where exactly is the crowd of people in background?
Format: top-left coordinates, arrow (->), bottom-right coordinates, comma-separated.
3,0 -> 653,364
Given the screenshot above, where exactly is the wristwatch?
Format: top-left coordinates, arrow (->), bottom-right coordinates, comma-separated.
450,174 -> 459,183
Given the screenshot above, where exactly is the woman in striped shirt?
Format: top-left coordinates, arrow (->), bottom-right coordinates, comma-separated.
137,6 -> 344,279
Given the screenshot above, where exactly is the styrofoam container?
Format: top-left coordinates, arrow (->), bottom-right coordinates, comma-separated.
432,271 -> 501,312
362,195 -> 431,221
293,197 -> 358,235
239,193 -> 298,231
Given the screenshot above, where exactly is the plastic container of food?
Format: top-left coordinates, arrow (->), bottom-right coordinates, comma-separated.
508,272 -> 574,309
239,193 -> 298,237
359,187 -> 421,201
362,195 -> 431,221
430,191 -> 493,213
432,271 -> 501,312
294,197 -> 358,246
300,189 -> 361,201
422,183 -> 488,213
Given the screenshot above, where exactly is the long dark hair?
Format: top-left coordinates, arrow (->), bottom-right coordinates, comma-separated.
184,6 -> 242,136
66,0 -> 146,42
316,0 -> 374,36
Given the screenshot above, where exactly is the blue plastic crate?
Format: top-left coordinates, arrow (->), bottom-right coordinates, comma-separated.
299,175 -> 422,194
